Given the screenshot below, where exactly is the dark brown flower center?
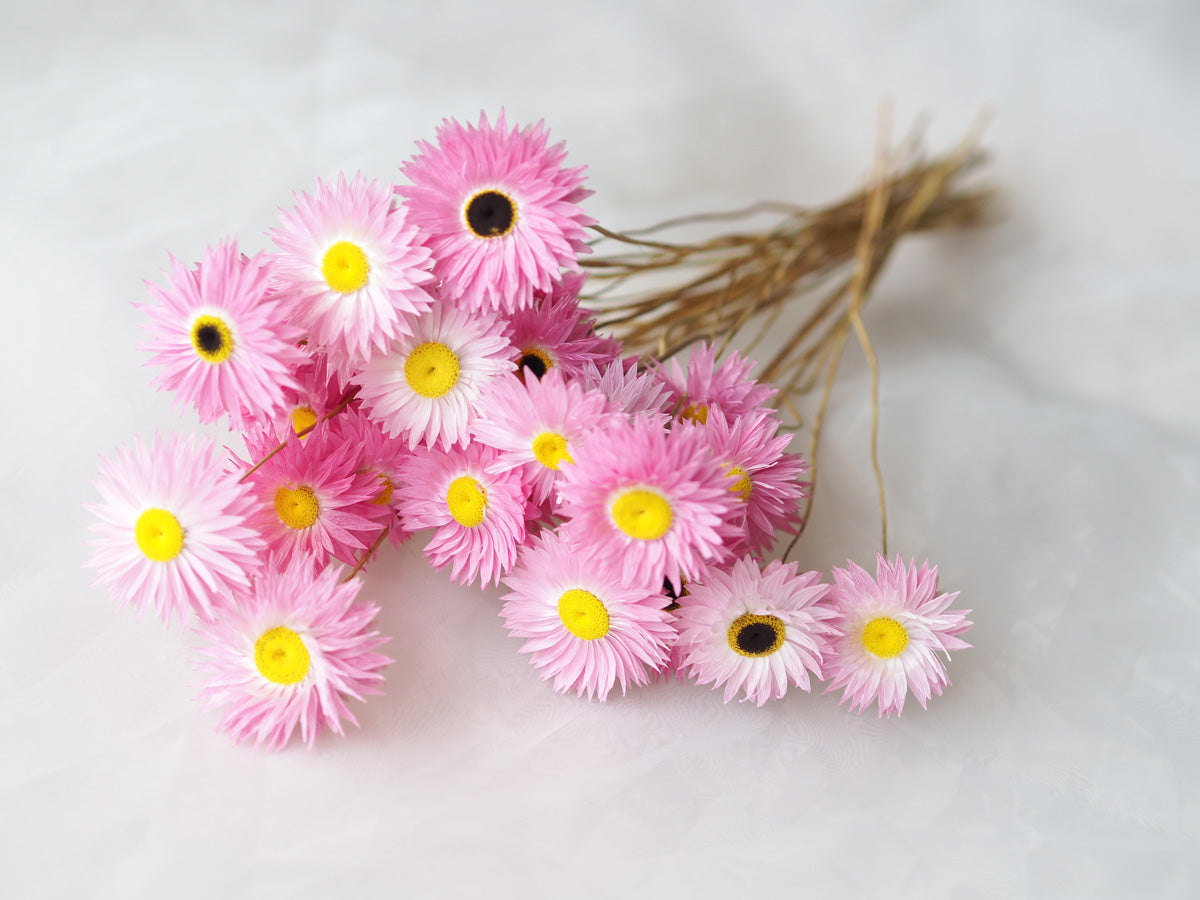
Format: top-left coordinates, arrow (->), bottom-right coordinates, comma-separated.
465,190 -> 516,238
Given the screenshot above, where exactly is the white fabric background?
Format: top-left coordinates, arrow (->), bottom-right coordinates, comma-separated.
2,1 -> 1197,897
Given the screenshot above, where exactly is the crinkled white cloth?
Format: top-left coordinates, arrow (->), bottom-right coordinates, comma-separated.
1,1 -> 1196,897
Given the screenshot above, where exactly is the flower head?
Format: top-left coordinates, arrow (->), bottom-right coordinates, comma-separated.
501,531 -> 676,700
193,561 -> 391,751
395,442 -> 527,587
86,433 -> 265,625
269,172 -> 435,372
399,111 -> 593,313
506,274 -> 618,380
659,342 -> 775,425
140,239 -> 305,431
353,300 -> 515,451
823,554 -> 972,717
675,557 -> 835,705
557,416 -> 739,591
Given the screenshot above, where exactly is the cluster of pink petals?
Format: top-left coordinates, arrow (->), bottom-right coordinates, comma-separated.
822,554 -> 973,717
192,561 -> 390,750
89,110 -> 973,750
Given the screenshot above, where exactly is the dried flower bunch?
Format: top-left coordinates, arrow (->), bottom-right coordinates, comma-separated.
87,111 -> 977,750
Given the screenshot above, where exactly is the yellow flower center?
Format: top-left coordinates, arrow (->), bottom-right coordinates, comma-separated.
557,588 -> 610,640
134,508 -> 185,562
727,465 -> 752,501
372,473 -> 394,506
680,403 -> 708,425
404,342 -> 460,399
291,405 -> 318,437
191,314 -> 234,364
611,488 -> 673,540
254,626 -> 311,685
446,475 -> 487,527
531,431 -> 573,470
321,240 -> 370,293
728,613 -> 786,658
274,485 -> 320,530
464,189 -> 518,238
861,617 -> 909,658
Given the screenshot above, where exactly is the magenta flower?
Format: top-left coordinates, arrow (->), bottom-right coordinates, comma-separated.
140,239 -> 305,431
399,111 -> 594,313
823,554 -> 972,717
269,172 -> 435,372
506,273 -> 619,379
675,557 -> 835,706
193,561 -> 391,751
658,342 -> 776,425
501,531 -> 676,700
86,433 -> 265,626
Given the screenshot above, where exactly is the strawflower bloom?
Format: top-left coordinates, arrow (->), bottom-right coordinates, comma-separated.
87,433 -> 265,625
557,416 -> 738,592
501,531 -> 676,700
269,172 -> 435,371
659,342 -> 775,425
140,239 -> 305,431
354,300 -> 515,451
823,554 -> 972,717
506,274 -> 619,380
193,561 -> 390,750
395,442 -> 527,587
577,357 -> 672,425
399,111 -> 593,312
675,557 -> 835,706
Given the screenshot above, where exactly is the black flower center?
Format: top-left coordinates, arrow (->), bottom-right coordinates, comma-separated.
195,323 -> 223,354
465,190 -> 516,238
735,622 -> 779,655
519,352 -> 548,379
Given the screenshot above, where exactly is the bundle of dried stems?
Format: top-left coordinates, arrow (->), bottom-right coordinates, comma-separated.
582,116 -> 992,554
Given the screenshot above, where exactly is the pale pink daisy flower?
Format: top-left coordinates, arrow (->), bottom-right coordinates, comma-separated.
398,111 -> 594,313
140,239 -> 305,431
557,416 -> 739,592
823,554 -> 972,717
395,442 -> 527,587
353,300 -> 515,451
659,342 -> 776,425
577,357 -> 672,425
506,273 -> 619,380
501,531 -> 676,700
675,556 -> 836,706
237,422 -> 389,574
471,369 -> 617,506
193,561 -> 390,751
87,433 -> 265,626
269,172 -> 435,372
695,407 -> 806,559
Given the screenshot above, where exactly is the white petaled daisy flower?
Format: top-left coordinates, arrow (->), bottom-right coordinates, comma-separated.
192,560 -> 391,751
86,433 -> 265,626
557,416 -> 739,593
501,531 -> 677,700
823,554 -> 972,717
353,300 -> 515,451
395,442 -> 527,587
269,172 -> 436,373
675,556 -> 836,706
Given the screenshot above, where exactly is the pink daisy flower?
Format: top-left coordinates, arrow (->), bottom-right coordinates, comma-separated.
398,111 -> 594,313
501,531 -> 676,700
675,556 -> 835,706
328,407 -> 413,548
193,560 -> 390,751
237,421 -> 389,574
140,239 -> 306,431
272,352 -> 356,440
823,554 -> 973,717
506,273 -> 619,380
269,172 -> 435,372
353,300 -> 515,451
471,369 -> 617,506
659,342 -> 776,425
695,407 -> 806,559
577,357 -> 672,425
557,416 -> 739,592
395,442 -> 527,587
86,433 -> 265,626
